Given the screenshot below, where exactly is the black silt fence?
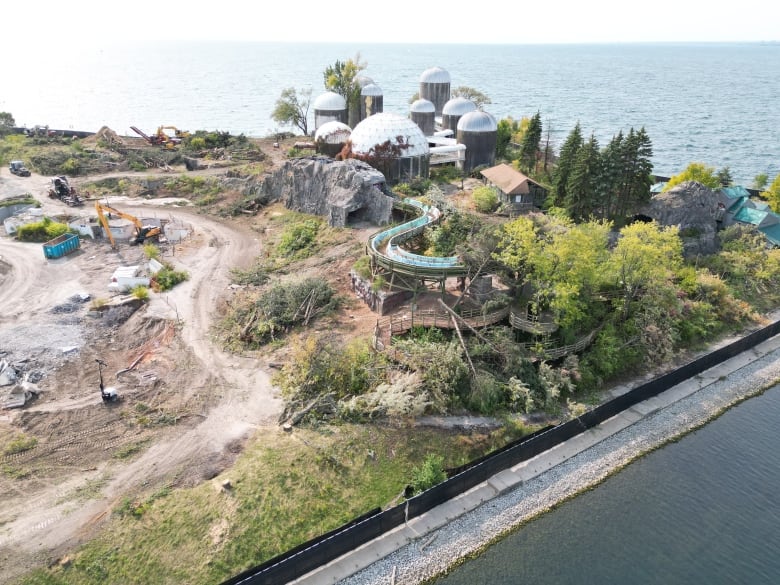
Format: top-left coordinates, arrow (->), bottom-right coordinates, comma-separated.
221,320 -> 780,585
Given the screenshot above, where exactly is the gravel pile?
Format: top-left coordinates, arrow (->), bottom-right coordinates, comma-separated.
342,344 -> 780,585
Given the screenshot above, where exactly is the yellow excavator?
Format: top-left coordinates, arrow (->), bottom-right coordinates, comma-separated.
95,201 -> 162,248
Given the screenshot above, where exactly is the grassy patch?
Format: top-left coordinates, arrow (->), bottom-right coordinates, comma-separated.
112,440 -> 152,460
0,195 -> 38,208
1,465 -> 31,480
3,433 -> 38,455
17,424 -> 528,585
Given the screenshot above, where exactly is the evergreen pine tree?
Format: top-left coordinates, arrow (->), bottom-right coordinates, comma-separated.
520,111 -> 542,173
565,133 -> 601,221
551,122 -> 583,207
617,127 -> 653,218
597,131 -> 624,219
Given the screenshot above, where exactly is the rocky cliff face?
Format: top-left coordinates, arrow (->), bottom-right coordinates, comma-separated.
639,181 -> 721,256
247,157 -> 394,228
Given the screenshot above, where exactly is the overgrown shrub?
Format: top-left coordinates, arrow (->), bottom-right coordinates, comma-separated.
352,255 -> 372,280
153,264 -> 189,291
143,243 -> 160,260
392,339 -> 469,411
276,219 -> 321,259
272,335 -> 388,415
230,261 -> 270,286
15,217 -> 71,242
473,185 -> 499,213
430,165 -> 462,183
131,285 -> 150,302
409,454 -> 447,494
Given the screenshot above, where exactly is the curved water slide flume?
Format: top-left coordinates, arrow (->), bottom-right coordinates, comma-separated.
369,198 -> 465,273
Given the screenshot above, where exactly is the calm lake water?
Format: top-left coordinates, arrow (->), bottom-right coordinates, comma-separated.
2,42 -> 778,183
437,383 -> 780,584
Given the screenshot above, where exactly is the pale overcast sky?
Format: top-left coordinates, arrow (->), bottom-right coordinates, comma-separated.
3,0 -> 778,47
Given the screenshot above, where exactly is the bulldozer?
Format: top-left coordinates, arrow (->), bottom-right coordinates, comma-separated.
95,201 -> 163,248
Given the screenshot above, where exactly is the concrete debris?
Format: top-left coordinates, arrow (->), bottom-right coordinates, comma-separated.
0,361 -> 18,386
1,382 -> 39,409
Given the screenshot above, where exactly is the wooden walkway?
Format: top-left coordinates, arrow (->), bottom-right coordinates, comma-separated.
372,306 -> 597,361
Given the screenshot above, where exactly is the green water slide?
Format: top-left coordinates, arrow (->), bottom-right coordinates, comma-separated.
367,198 -> 468,278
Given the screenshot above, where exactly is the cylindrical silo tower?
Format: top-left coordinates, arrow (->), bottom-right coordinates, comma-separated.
360,83 -> 384,121
314,121 -> 352,157
419,66 -> 451,116
442,97 -> 476,134
410,98 -> 436,137
349,113 -> 430,184
457,110 -> 497,173
313,91 -> 348,133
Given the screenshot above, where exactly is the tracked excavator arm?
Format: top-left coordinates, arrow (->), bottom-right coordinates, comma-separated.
95,201 -> 162,248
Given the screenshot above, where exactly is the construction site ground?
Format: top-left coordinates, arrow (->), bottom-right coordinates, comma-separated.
0,138 -> 397,582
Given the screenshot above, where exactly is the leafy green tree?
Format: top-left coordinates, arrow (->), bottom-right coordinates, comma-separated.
271,87 -> 312,135
607,221 -> 683,320
551,123 -> 583,207
532,218 -> 611,329
762,173 -> 780,213
495,214 -> 610,330
494,215 -> 539,284
496,118 -> 516,160
519,111 -> 542,173
429,212 -> 480,256
663,162 -> 720,192
752,173 -> 769,191
0,112 -> 15,136
323,54 -> 367,128
717,166 -> 733,187
451,86 -> 491,109
565,133 -> 600,221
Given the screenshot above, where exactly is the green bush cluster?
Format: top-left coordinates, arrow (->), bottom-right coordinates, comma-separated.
473,185 -> 499,213
15,217 -> 71,242
276,218 -> 321,259
153,265 -> 189,291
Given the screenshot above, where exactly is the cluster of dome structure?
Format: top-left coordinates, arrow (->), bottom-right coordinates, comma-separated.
311,66 -> 497,183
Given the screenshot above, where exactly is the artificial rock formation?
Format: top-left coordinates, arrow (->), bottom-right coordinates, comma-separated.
639,181 -> 721,256
260,157 -> 393,228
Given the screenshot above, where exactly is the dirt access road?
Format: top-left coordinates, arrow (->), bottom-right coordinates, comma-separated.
0,166 -> 283,582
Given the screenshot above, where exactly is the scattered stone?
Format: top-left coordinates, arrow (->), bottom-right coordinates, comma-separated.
61,346 -> 79,355
221,479 -> 232,491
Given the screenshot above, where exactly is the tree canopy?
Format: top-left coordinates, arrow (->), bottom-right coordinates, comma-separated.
762,173 -> 780,213
518,111 -> 542,173
663,162 -> 721,191
323,54 -> 367,128
271,87 -> 312,136
451,86 -> 491,109
0,112 -> 14,136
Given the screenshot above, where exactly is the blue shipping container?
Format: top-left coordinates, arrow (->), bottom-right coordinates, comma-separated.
43,233 -> 80,259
